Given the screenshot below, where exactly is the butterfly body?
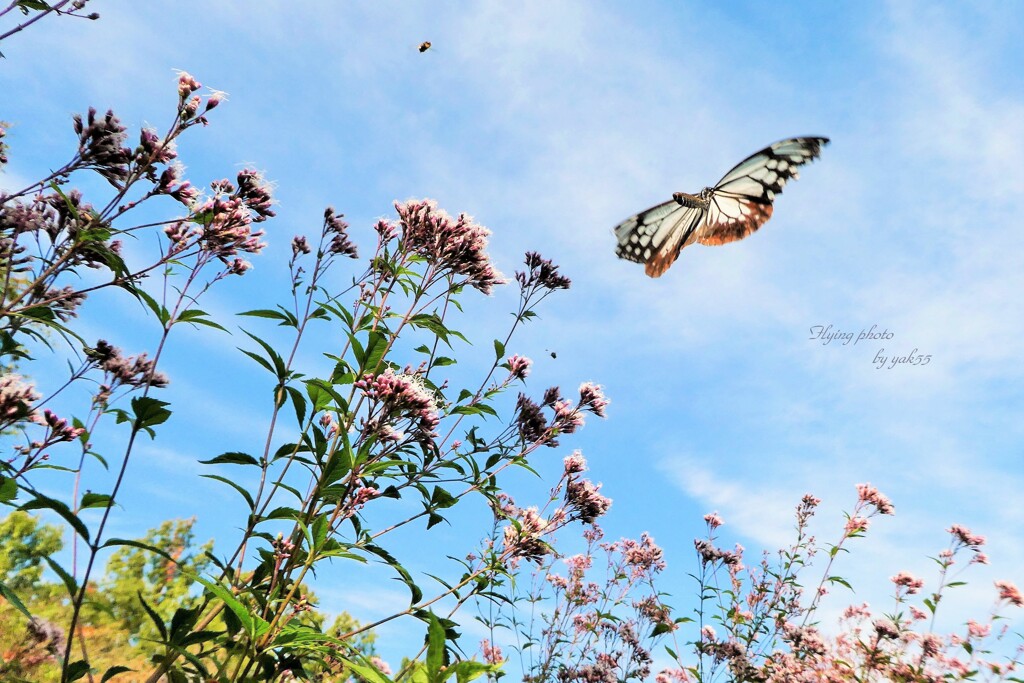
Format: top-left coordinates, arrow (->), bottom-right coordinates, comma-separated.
672,190 -> 711,210
614,136 -> 829,277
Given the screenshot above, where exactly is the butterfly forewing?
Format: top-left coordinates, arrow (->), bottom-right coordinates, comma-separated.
613,136 -> 828,277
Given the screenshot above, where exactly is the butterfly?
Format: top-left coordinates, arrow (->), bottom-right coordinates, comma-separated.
613,136 -> 829,277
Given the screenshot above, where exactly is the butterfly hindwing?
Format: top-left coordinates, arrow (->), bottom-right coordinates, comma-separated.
614,201 -> 704,277
697,191 -> 774,246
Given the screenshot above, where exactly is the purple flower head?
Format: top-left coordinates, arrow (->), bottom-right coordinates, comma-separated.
177,71 -> 202,99
553,399 -> 584,434
565,477 -> 611,523
235,169 -> 275,220
136,127 -> 178,175
27,617 -> 66,656
227,258 -> 251,275
0,375 -> 41,426
324,207 -> 358,258
205,90 -> 227,112
374,218 -> 398,243
693,538 -> 739,567
577,382 -> 609,418
515,394 -> 548,446
563,450 -> 587,474
291,235 -> 311,256
505,354 -> 532,381
0,121 -> 9,167
72,107 -> 130,185
623,533 -> 666,576
86,340 -> 169,390
947,524 -> 986,549
356,368 -> 440,439
191,171 -> 273,261
516,251 -> 571,291
542,386 -> 562,407
856,482 -> 895,515
502,507 -> 552,563
40,409 -> 85,443
394,199 -> 505,294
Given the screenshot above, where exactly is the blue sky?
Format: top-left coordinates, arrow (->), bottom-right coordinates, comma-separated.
3,0 -> 1023,671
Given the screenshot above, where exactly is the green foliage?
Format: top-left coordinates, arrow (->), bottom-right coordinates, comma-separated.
0,511 -> 63,596
98,518 -> 213,639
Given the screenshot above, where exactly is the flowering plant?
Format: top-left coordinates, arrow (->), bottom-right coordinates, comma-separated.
1,57 -> 613,681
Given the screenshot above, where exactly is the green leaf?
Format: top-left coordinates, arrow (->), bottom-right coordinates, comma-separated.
17,1 -> 54,12
430,486 -> 457,510
433,356 -> 456,367
102,538 -> 177,563
125,396 -> 172,437
263,506 -> 302,521
305,379 -> 342,413
79,492 -> 113,510
0,475 -> 16,502
21,493 -> 90,542
409,313 -> 453,345
101,665 -> 134,682
363,330 -> 388,373
651,622 -> 674,637
493,339 -> 505,361
826,575 -> 853,590
169,605 -> 200,643
194,576 -> 270,638
101,663 -> 135,679
176,308 -> 228,332
312,515 -> 329,551
241,330 -> 288,380
66,660 -> 92,681
239,348 -> 275,374
425,612 -> 446,683
200,452 -> 261,466
449,404 -> 497,418
363,544 -> 423,603
450,660 -> 496,683
344,660 -> 394,683
285,384 -> 307,424
200,475 -> 255,510
0,580 -> 32,618
135,288 -> 170,326
138,591 -> 168,641
426,512 -> 445,530
44,556 -> 78,598
239,307 -> 299,327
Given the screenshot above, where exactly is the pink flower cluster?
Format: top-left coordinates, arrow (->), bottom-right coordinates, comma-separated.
394,199 -> 505,294
565,477 -> 612,524
0,374 -> 41,426
502,507 -> 553,563
356,368 -> 440,438
515,383 -> 610,448
856,482 -> 895,515
506,354 -> 532,381
164,169 -> 274,272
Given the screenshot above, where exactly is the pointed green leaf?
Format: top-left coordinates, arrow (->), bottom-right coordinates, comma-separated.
200,452 -> 260,466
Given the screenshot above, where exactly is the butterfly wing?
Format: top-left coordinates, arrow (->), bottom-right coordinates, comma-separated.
697,136 -> 828,246
613,200 -> 705,278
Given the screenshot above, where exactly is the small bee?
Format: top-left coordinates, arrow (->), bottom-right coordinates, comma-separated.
546,350 -> 557,359
418,41 -> 432,53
